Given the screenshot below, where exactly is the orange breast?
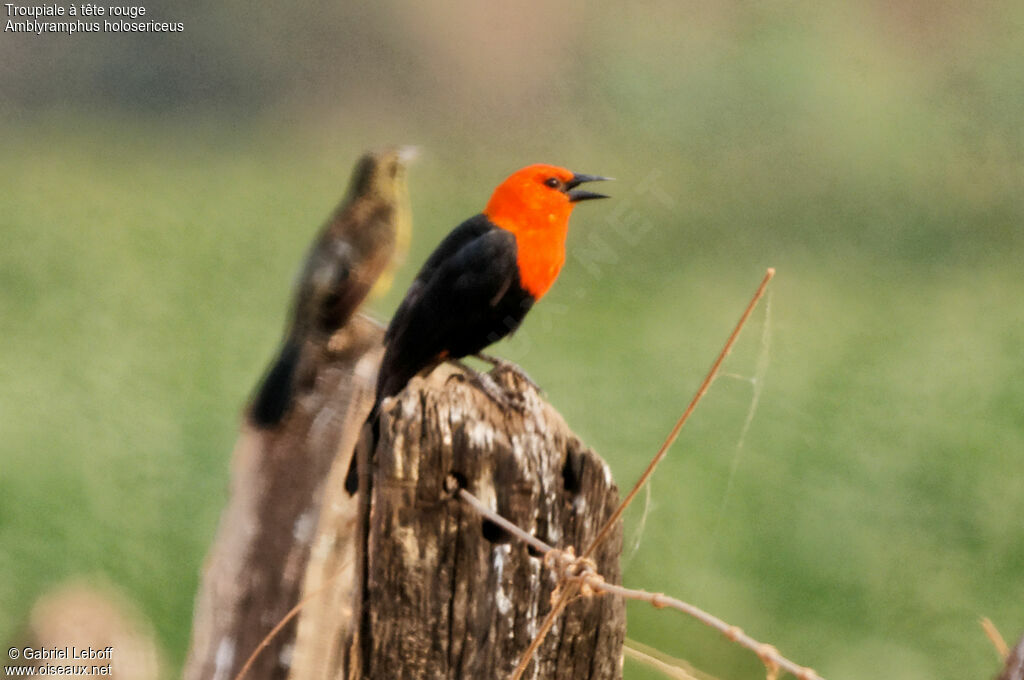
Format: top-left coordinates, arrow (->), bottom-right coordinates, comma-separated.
511,222 -> 568,300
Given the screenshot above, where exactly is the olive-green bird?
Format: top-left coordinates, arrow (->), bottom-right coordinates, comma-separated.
248,146 -> 415,427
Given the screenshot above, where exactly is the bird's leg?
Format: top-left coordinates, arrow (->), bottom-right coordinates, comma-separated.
447,359 -> 528,412
472,353 -> 543,394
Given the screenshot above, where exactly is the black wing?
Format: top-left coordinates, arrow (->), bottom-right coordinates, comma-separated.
384,214 -> 495,343
377,220 -> 521,400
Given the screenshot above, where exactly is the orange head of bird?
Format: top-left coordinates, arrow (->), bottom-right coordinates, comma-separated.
484,164 -> 611,299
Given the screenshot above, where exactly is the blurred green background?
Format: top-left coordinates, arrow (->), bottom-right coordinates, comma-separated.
2,1 -> 1022,678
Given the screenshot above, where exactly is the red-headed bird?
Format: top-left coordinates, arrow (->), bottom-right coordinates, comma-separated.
374,163 -> 610,410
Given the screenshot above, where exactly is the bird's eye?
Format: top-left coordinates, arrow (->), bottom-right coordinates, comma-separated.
544,177 -> 560,188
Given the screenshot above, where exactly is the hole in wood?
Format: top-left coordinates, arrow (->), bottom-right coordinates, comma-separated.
526,523 -> 550,558
481,519 -> 512,544
562,449 -> 583,495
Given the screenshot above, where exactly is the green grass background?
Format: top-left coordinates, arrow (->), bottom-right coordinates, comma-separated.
2,2 -> 1023,678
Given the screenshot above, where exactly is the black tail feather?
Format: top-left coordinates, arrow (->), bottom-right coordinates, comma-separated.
344,400 -> 380,495
249,340 -> 302,428
345,356 -> 426,494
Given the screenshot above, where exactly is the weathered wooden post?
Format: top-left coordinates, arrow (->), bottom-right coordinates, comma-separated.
185,322 -> 624,680
289,364 -> 624,678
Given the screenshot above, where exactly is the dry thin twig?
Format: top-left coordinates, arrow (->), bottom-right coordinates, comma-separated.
623,641 -> 704,680
586,267 -> 775,558
459,487 -> 823,680
624,638 -> 720,680
511,268 -> 776,680
232,560 -> 351,680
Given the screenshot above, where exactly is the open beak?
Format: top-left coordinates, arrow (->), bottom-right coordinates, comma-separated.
566,173 -> 613,202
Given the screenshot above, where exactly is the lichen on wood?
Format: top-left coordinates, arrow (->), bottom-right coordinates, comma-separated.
297,363 -> 624,679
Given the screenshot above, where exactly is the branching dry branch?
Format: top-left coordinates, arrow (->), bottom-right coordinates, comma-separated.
459,487 -> 824,680
586,267 -> 776,558
511,268 -> 777,680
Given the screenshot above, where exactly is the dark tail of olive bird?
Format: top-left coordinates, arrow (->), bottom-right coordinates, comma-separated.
249,339 -> 302,427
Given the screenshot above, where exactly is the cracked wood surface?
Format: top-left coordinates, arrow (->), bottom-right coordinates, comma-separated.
291,363 -> 624,679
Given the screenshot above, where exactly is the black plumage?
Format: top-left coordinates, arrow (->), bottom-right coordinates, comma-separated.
374,214 -> 533,406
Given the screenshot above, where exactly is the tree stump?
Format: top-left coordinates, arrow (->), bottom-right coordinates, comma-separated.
185,318 -> 625,679
289,364 -> 624,679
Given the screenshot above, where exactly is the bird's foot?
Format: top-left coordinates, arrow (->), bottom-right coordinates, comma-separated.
447,359 -> 528,413
472,353 -> 543,395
